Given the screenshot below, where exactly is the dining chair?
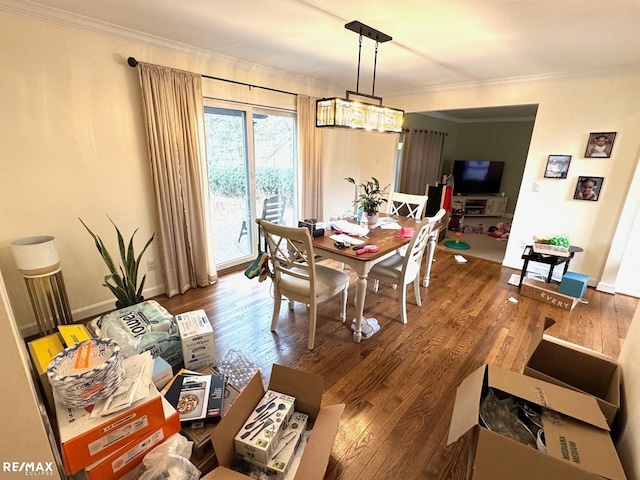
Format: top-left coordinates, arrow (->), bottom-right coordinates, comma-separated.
368,212 -> 442,324
257,219 -> 350,350
387,191 -> 429,219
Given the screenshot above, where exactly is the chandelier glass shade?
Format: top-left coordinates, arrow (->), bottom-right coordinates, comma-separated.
316,21 -> 404,134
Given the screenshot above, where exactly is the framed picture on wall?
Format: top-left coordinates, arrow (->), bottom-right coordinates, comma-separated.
573,176 -> 604,201
584,132 -> 616,158
544,154 -> 571,179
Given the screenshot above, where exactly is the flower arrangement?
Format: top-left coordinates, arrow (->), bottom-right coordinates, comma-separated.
345,177 -> 390,216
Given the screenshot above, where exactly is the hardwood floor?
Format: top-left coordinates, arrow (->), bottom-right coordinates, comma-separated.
152,246 -> 637,479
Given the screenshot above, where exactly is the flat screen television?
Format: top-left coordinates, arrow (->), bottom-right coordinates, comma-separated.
452,160 -> 505,195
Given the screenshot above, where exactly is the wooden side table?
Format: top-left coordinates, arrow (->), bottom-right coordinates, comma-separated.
519,245 -> 583,287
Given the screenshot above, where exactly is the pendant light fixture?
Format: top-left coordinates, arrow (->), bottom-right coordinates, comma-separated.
316,21 -> 404,133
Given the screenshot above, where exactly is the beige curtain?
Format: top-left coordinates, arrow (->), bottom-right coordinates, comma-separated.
137,63 -> 216,297
399,129 -> 446,194
297,95 -> 323,220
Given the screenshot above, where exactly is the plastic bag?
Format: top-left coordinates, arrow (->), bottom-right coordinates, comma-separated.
88,300 -> 183,367
138,433 -> 200,480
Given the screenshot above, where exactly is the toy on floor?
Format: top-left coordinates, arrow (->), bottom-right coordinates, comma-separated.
488,222 -> 510,240
444,232 -> 470,250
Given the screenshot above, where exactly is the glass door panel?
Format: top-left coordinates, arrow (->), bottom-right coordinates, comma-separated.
204,106 -> 253,268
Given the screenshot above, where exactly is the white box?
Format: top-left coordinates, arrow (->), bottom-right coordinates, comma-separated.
241,412 -> 308,479
152,356 -> 173,390
234,390 -> 296,465
175,309 -> 216,370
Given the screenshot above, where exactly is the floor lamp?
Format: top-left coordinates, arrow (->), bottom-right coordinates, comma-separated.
11,236 -> 73,336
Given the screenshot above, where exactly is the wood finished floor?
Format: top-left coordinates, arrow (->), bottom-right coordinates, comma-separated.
152,246 -> 637,479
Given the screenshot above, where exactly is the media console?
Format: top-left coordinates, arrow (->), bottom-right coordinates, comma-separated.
452,195 -> 508,217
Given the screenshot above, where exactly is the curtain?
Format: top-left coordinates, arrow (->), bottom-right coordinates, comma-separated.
297,95 -> 323,220
137,63 -> 217,297
399,129 -> 446,195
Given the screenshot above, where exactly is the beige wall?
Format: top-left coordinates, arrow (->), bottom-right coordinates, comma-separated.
387,76 -> 640,287
0,270 -> 62,478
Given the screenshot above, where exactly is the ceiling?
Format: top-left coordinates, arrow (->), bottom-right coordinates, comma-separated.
4,0 -> 640,119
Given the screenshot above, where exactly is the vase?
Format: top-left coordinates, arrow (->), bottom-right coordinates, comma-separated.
367,212 -> 379,227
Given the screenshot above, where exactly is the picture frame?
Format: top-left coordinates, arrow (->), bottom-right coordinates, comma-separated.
573,176 -> 604,201
544,154 -> 572,179
584,132 -> 616,158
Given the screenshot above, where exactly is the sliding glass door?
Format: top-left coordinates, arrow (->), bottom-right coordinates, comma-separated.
204,102 -> 297,269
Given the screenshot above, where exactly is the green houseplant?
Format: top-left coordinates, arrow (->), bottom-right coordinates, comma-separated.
80,217 -> 155,309
345,177 -> 390,224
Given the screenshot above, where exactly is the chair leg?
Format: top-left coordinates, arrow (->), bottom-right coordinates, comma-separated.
399,285 -> 408,324
340,285 -> 348,323
271,289 -> 282,331
373,279 -> 380,292
289,300 -> 294,310
308,303 -> 317,350
414,277 -> 422,307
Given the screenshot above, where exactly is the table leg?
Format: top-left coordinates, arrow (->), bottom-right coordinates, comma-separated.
422,234 -> 437,288
352,273 -> 368,343
547,265 -> 554,283
519,259 -> 529,287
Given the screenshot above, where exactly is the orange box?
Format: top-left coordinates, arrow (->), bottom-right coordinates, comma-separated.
55,385 -> 166,474
83,397 -> 180,480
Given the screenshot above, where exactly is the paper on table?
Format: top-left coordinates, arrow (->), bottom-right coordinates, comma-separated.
330,220 -> 369,236
329,234 -> 365,245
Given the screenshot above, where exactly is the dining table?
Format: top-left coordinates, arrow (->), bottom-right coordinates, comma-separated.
312,214 -> 425,343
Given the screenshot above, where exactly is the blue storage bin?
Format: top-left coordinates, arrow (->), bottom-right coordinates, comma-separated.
559,271 -> 589,298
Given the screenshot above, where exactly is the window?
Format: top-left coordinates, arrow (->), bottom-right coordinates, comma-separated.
204,102 -> 297,269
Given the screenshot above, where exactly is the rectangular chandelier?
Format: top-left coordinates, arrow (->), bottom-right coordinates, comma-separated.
316,21 -> 404,134
316,91 -> 404,133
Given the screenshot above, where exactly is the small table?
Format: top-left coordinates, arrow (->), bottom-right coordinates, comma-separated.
519,245 -> 583,287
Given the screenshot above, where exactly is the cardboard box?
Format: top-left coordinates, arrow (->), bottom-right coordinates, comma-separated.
525,333 -> 620,426
520,277 -> 579,311
58,324 -> 93,346
203,364 -> 344,480
447,364 -> 626,480
55,385 -> 167,474
234,390 -> 296,464
165,373 -> 226,425
176,309 -> 217,370
83,396 -> 180,480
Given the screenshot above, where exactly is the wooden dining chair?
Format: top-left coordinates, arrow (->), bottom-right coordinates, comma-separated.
368,213 -> 440,324
257,219 -> 349,349
238,195 -> 287,245
387,191 -> 429,219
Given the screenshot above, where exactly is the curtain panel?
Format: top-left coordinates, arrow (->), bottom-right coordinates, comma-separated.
297,95 -> 323,220
399,129 -> 446,195
137,63 -> 216,297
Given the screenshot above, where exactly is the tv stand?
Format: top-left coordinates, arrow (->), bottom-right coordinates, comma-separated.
452,195 -> 507,217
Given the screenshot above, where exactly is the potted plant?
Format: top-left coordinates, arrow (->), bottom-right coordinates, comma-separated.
345,177 -> 390,226
79,217 -> 155,309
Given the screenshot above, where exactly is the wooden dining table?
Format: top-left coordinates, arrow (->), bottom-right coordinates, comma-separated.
312,214 -> 422,343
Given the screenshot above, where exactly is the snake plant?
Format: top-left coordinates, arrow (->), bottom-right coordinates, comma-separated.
79,217 -> 154,308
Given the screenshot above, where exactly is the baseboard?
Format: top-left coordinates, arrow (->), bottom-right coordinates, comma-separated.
596,282 -> 616,295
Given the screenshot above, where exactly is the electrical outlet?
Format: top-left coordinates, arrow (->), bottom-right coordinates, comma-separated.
147,259 -> 155,271
532,182 -> 540,192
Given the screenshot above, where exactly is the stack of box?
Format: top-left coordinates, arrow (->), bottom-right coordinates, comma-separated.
175,309 -> 217,370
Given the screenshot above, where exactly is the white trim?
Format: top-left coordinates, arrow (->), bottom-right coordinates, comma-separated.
596,282 -> 617,295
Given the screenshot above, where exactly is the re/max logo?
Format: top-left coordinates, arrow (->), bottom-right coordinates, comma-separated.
2,461 -> 54,475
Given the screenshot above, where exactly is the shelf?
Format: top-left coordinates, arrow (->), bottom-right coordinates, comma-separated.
451,195 -> 508,217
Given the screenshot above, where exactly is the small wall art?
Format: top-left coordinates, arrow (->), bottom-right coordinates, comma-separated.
584,132 -> 616,158
544,154 -> 571,179
573,176 -> 604,201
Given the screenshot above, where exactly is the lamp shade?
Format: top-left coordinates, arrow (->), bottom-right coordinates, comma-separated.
11,236 -> 60,277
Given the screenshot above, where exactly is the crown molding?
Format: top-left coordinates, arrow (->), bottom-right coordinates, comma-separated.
420,111 -> 536,124
0,0 -> 331,94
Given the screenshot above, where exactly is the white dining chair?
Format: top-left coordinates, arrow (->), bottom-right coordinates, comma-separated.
368,212 -> 442,324
387,191 -> 429,219
257,219 -> 350,350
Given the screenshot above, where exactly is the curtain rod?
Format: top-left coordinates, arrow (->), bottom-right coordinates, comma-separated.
127,57 -> 298,97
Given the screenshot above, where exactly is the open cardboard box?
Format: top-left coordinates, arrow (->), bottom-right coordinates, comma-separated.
520,277 -> 579,311
202,364 -> 344,480
447,364 -> 626,480
524,318 -> 620,426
